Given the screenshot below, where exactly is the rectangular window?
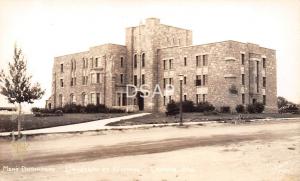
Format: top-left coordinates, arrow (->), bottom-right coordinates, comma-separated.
163,60 -> 166,70
241,54 -> 245,65
203,75 -> 206,86
184,57 -> 187,66
71,78 -> 73,86
169,78 -> 173,85
60,64 -> 64,73
163,78 -> 166,89
263,95 -> 266,105
96,93 -> 100,105
95,58 -> 98,67
121,57 -> 124,68
60,79 -> 64,87
184,95 -> 187,101
263,77 -> 266,87
184,76 -> 187,85
122,93 -> 127,106
169,59 -> 173,69
163,96 -> 166,106
91,93 -> 96,105
196,94 -> 201,104
196,56 -> 201,67
242,94 -> 245,104
203,55 -> 208,66
120,74 -> 124,84
242,74 -> 245,85
96,73 -> 100,83
141,74 -> 145,84
196,75 -> 201,86
134,75 -> 137,86
263,58 -> 266,68
203,94 -> 206,102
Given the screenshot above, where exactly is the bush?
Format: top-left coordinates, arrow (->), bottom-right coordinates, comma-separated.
63,103 -> 79,113
279,104 -> 299,114
166,100 -> 179,116
195,102 -> 215,112
220,106 -> 231,113
247,102 -> 265,113
235,104 -> 245,113
180,100 -> 195,112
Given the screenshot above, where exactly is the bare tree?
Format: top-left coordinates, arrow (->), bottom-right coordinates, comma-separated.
0,45 -> 45,138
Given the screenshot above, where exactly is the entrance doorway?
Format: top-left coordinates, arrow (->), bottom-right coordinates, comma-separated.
136,91 -> 144,111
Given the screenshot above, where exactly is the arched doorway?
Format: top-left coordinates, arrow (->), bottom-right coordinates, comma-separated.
136,91 -> 144,111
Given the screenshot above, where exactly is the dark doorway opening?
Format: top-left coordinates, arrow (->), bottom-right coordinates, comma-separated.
136,91 -> 144,111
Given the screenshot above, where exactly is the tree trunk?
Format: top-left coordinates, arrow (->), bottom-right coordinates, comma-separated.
18,103 -> 21,138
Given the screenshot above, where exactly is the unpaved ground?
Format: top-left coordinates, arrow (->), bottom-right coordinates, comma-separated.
0,120 -> 300,181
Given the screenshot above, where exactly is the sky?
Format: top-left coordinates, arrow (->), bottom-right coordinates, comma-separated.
0,0 -> 300,108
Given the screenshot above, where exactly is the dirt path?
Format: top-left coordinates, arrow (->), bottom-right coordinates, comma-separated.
0,120 -> 300,181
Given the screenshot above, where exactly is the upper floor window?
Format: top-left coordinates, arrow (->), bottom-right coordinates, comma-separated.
120,57 -> 124,68
184,57 -> 187,66
263,77 -> 266,87
184,76 -> 187,85
71,59 -> 76,71
60,64 -> 64,73
262,58 -> 266,68
95,58 -> 99,67
96,73 -> 100,83
241,54 -> 245,65
60,79 -> 64,87
196,56 -> 201,67
120,74 -> 124,84
242,74 -> 245,85
70,77 -> 76,86
202,55 -> 208,66
134,75 -> 138,86
134,54 -> 137,68
142,53 -> 145,68
141,74 -> 145,84
82,58 -> 88,69
163,60 -> 166,70
195,75 -> 201,86
203,75 -> 207,86
169,59 -> 173,69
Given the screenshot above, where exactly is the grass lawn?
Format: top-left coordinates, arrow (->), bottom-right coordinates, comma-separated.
0,113 -> 129,133
107,112 -> 300,126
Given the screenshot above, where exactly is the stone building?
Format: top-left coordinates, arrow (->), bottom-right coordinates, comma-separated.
46,18 -> 277,112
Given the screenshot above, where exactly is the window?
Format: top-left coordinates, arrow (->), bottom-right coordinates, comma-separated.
242,74 -> 245,85
196,56 -> 201,67
71,59 -> 76,71
196,75 -> 201,86
121,57 -> 124,68
163,78 -> 167,89
203,94 -> 206,102
163,60 -> 166,70
134,54 -> 137,68
202,55 -> 208,66
169,59 -> 173,69
142,53 -> 145,68
60,64 -> 64,73
184,57 -> 187,66
95,58 -> 99,67
169,78 -> 173,85
96,93 -> 100,105
242,94 -> 245,104
91,93 -> 96,105
263,95 -> 266,105
163,96 -> 166,106
184,76 -> 187,85
82,93 -> 88,106
71,77 -> 76,86
96,73 -> 100,83
134,75 -> 138,86
196,94 -> 201,104
70,94 -> 75,104
263,77 -> 266,87
184,95 -> 187,101
82,76 -> 88,85
60,79 -> 64,87
59,94 -> 63,107
122,93 -> 127,106
203,75 -> 206,86
263,58 -> 266,68
141,74 -> 145,84
241,54 -> 245,65
120,74 -> 124,84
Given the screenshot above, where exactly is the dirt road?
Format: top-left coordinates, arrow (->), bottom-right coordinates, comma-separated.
0,120 -> 300,181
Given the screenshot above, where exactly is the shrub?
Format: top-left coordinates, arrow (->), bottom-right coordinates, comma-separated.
220,106 -> 231,113
247,102 -> 265,113
180,100 -> 195,112
63,103 -> 78,113
195,102 -> 215,112
166,100 -> 179,116
279,104 -> 299,114
108,108 -> 125,113
31,107 -> 41,113
235,104 -> 245,113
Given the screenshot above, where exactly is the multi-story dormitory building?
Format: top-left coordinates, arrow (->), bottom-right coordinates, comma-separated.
46,18 -> 277,112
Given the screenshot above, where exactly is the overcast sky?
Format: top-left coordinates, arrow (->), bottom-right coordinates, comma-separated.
0,0 -> 299,108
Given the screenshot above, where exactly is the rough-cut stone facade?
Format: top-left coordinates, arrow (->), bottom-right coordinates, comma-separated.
46,18 -> 277,113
